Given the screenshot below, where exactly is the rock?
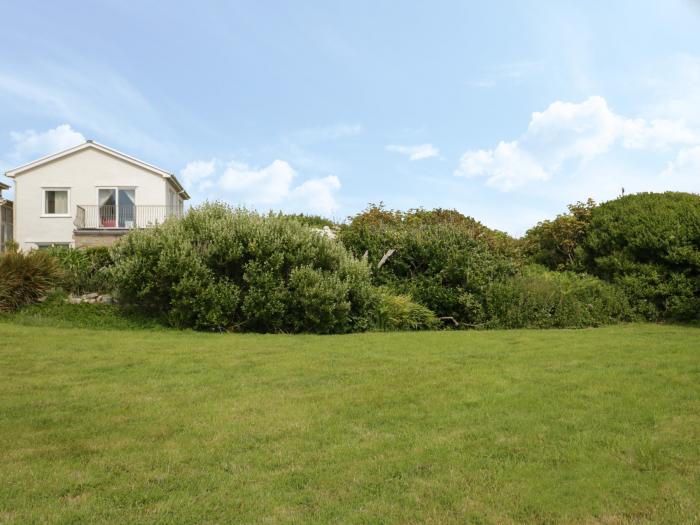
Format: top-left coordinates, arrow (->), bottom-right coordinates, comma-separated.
98,295 -> 114,304
67,295 -> 82,304
82,292 -> 99,300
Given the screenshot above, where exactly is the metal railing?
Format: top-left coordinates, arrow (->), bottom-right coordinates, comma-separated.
74,205 -> 183,229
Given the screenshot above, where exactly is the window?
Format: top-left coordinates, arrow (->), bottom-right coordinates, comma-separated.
36,243 -> 70,250
43,189 -> 69,215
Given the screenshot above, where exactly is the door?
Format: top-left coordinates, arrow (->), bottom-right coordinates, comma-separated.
98,188 -> 136,228
98,189 -> 116,227
118,189 -> 135,228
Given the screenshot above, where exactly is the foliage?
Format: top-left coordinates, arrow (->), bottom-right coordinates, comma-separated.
47,246 -> 113,294
283,213 -> 337,229
374,288 -> 440,330
0,250 -> 63,311
485,265 -> 635,328
339,204 -> 518,325
523,199 -> 596,270
583,192 -> 700,321
109,202 -> 376,333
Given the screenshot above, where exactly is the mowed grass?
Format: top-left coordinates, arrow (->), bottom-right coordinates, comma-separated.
0,323 -> 699,524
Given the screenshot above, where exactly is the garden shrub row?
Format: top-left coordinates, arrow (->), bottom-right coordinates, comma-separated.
2,192 -> 698,331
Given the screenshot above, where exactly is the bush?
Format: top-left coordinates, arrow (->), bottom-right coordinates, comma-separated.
583,192 -> 700,321
339,204 -> 518,325
374,289 -> 440,331
110,203 -> 376,333
485,266 -> 635,328
0,250 -> 63,311
47,246 -> 113,294
523,199 -> 596,271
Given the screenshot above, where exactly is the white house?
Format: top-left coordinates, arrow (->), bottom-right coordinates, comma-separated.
4,141 -> 190,250
0,181 -> 12,251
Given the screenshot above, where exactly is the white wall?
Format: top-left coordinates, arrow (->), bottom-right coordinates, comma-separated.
13,147 -> 170,250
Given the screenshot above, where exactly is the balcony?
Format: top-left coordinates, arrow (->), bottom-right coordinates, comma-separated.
74,205 -> 183,230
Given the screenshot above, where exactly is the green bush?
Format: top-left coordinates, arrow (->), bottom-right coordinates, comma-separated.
583,192 -> 700,321
47,246 -> 113,294
374,289 -> 440,331
339,204 -> 518,325
523,199 -> 596,271
0,250 -> 63,311
110,203 -> 376,333
485,266 -> 635,328
283,213 -> 337,229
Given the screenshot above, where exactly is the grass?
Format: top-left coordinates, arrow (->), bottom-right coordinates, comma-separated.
0,318 -> 698,523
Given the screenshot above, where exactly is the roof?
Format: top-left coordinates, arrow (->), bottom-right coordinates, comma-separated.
4,140 -> 190,200
0,182 -> 8,190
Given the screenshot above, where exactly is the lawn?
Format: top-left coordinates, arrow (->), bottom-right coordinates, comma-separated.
0,322 -> 698,524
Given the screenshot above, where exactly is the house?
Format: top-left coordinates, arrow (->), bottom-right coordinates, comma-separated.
0,182 -> 12,251
4,141 -> 190,250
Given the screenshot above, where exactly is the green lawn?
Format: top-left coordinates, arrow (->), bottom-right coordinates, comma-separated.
1,322 -> 698,524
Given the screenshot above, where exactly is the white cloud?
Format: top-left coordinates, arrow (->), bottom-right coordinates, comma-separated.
8,124 -> 85,163
180,159 -> 216,190
456,141 -> 549,191
219,160 -> 296,205
0,61 -> 178,159
660,146 -> 700,186
456,96 -> 700,192
289,175 -> 341,215
386,143 -> 439,161
179,159 -> 341,215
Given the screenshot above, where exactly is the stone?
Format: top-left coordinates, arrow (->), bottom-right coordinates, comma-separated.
98,295 -> 114,304
82,292 -> 99,300
67,296 -> 82,304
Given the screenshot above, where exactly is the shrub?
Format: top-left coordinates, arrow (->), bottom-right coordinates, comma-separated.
47,246 -> 113,294
374,289 -> 440,331
339,204 -> 518,325
283,213 -> 337,229
0,250 -> 63,311
583,192 -> 700,321
523,199 -> 596,271
110,203 -> 376,333
485,266 -> 635,328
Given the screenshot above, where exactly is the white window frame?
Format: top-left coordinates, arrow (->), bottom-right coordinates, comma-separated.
42,188 -> 71,217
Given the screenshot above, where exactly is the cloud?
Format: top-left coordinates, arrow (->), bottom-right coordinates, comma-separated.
180,159 -> 216,189
180,159 -> 341,215
289,175 -> 341,215
456,141 -> 549,191
0,61 -> 178,160
660,146 -> 700,186
456,96 -> 700,192
219,160 -> 296,205
8,124 -> 85,163
386,143 -> 440,161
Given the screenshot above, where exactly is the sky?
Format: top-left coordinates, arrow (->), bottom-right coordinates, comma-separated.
1,1 -> 700,235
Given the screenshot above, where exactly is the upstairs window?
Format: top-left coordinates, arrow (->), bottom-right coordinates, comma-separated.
43,189 -> 69,215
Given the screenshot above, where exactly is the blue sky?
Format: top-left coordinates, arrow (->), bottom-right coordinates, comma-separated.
2,1 -> 700,234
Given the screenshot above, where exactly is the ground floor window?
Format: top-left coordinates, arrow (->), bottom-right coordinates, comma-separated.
36,242 -> 70,250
